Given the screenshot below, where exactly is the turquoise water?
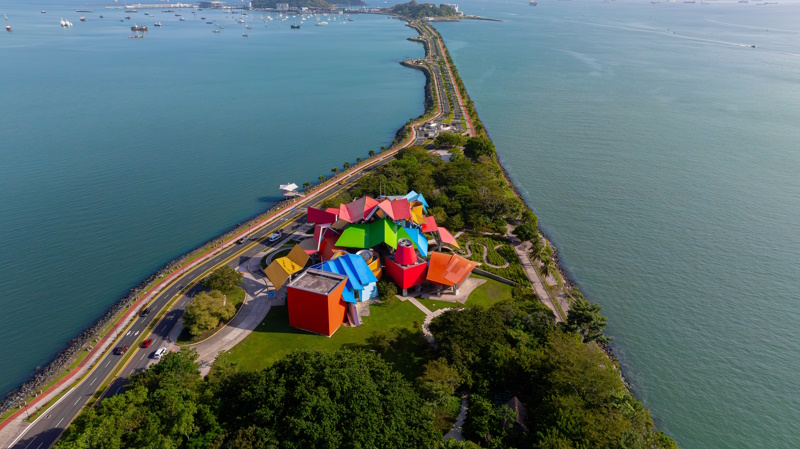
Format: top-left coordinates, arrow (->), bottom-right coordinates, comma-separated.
437,1 -> 800,448
0,0 -> 424,400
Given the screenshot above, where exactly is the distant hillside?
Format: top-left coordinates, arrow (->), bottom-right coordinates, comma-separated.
389,1 -> 458,19
251,0 -> 366,7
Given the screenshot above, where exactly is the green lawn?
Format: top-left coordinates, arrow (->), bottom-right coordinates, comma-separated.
416,275 -> 513,313
467,274 -> 514,308
176,287 -> 246,345
416,298 -> 459,313
224,299 -> 429,381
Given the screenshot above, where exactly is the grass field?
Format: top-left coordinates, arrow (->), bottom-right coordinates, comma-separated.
416,275 -> 513,314
224,299 -> 429,380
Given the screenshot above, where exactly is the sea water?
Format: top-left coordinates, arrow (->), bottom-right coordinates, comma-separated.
437,1 -> 800,448
0,0 -> 424,399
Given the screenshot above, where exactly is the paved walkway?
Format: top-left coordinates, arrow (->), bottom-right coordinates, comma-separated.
505,226 -> 570,322
444,393 -> 469,441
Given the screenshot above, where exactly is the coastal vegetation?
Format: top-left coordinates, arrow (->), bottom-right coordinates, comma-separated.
390,1 -> 459,19
182,290 -> 237,338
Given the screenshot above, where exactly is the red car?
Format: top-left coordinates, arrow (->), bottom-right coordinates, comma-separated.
141,339 -> 153,348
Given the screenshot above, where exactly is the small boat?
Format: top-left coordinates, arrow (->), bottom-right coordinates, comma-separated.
128,32 -> 144,39
131,24 -> 148,31
530,0 -> 538,4
179,17 -> 185,21
41,10 -> 46,14
291,23 -> 300,29
242,33 -> 248,37
60,18 -> 73,27
125,9 -> 137,13
206,21 -> 213,24
5,25 -> 11,32
201,17 -> 206,19
245,25 -> 252,29
154,22 -> 162,27
212,29 -> 220,33
125,16 -> 131,20
76,9 -> 92,13
99,15 -> 104,18
80,16 -> 86,22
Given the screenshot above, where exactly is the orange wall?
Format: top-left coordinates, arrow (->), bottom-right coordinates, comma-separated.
287,282 -> 347,336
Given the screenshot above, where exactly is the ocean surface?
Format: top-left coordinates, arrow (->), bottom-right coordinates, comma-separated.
1,1 -> 799,448
436,1 -> 800,448
0,0 -> 424,403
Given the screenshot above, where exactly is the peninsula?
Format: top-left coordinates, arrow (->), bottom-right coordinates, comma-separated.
1,8 -> 678,449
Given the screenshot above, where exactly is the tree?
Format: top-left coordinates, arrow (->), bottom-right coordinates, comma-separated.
302,181 -> 311,191
377,278 -> 398,302
463,136 -> 496,160
331,167 -> 338,176
183,290 -> 236,337
202,265 -> 243,292
343,161 -> 350,170
217,350 -> 440,448
513,222 -> 537,244
356,157 -> 362,164
318,175 -> 325,184
563,292 -> 609,344
380,145 -> 387,152
369,149 -> 375,157
417,358 -> 462,406
538,255 -> 554,284
434,132 -> 462,148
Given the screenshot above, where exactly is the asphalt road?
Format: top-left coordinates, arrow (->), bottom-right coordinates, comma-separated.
9,24 -> 445,449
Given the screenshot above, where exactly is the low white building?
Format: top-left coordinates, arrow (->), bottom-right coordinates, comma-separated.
276,3 -> 289,11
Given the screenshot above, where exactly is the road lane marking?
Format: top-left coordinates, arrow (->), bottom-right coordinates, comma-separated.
125,331 -> 131,336
89,377 -> 96,386
104,359 -> 111,368
114,387 -> 122,395
74,397 -> 81,406
35,442 -> 43,449
56,418 -> 64,428
22,436 -> 36,449
134,331 -> 139,336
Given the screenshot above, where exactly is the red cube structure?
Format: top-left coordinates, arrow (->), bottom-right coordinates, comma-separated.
384,239 -> 428,295
287,269 -> 349,336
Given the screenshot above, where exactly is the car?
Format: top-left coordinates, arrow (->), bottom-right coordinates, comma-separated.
153,347 -> 167,359
237,235 -> 248,244
114,344 -> 128,355
141,339 -> 153,348
268,233 -> 281,243
139,307 -> 151,317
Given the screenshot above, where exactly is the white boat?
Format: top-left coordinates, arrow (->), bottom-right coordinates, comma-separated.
60,17 -> 73,27
212,29 -> 220,33
242,32 -> 248,37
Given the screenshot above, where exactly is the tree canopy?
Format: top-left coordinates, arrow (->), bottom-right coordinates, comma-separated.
463,136 -> 496,160
201,265 -> 243,292
183,290 -> 236,337
56,349 -> 440,449
434,132 -> 464,149
389,1 -> 459,19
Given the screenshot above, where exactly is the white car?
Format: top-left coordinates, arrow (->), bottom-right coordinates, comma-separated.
268,233 -> 281,243
153,347 -> 167,359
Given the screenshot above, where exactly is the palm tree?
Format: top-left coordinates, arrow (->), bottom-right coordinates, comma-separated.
343,161 -> 350,170
368,150 -> 375,157
356,157 -> 362,164
538,255 -> 554,285
331,167 -> 338,176
380,146 -> 387,153
318,175 -> 325,184
302,182 -> 311,191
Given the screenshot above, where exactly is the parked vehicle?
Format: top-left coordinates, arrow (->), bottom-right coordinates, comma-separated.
268,233 -> 281,243
153,347 -> 167,359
